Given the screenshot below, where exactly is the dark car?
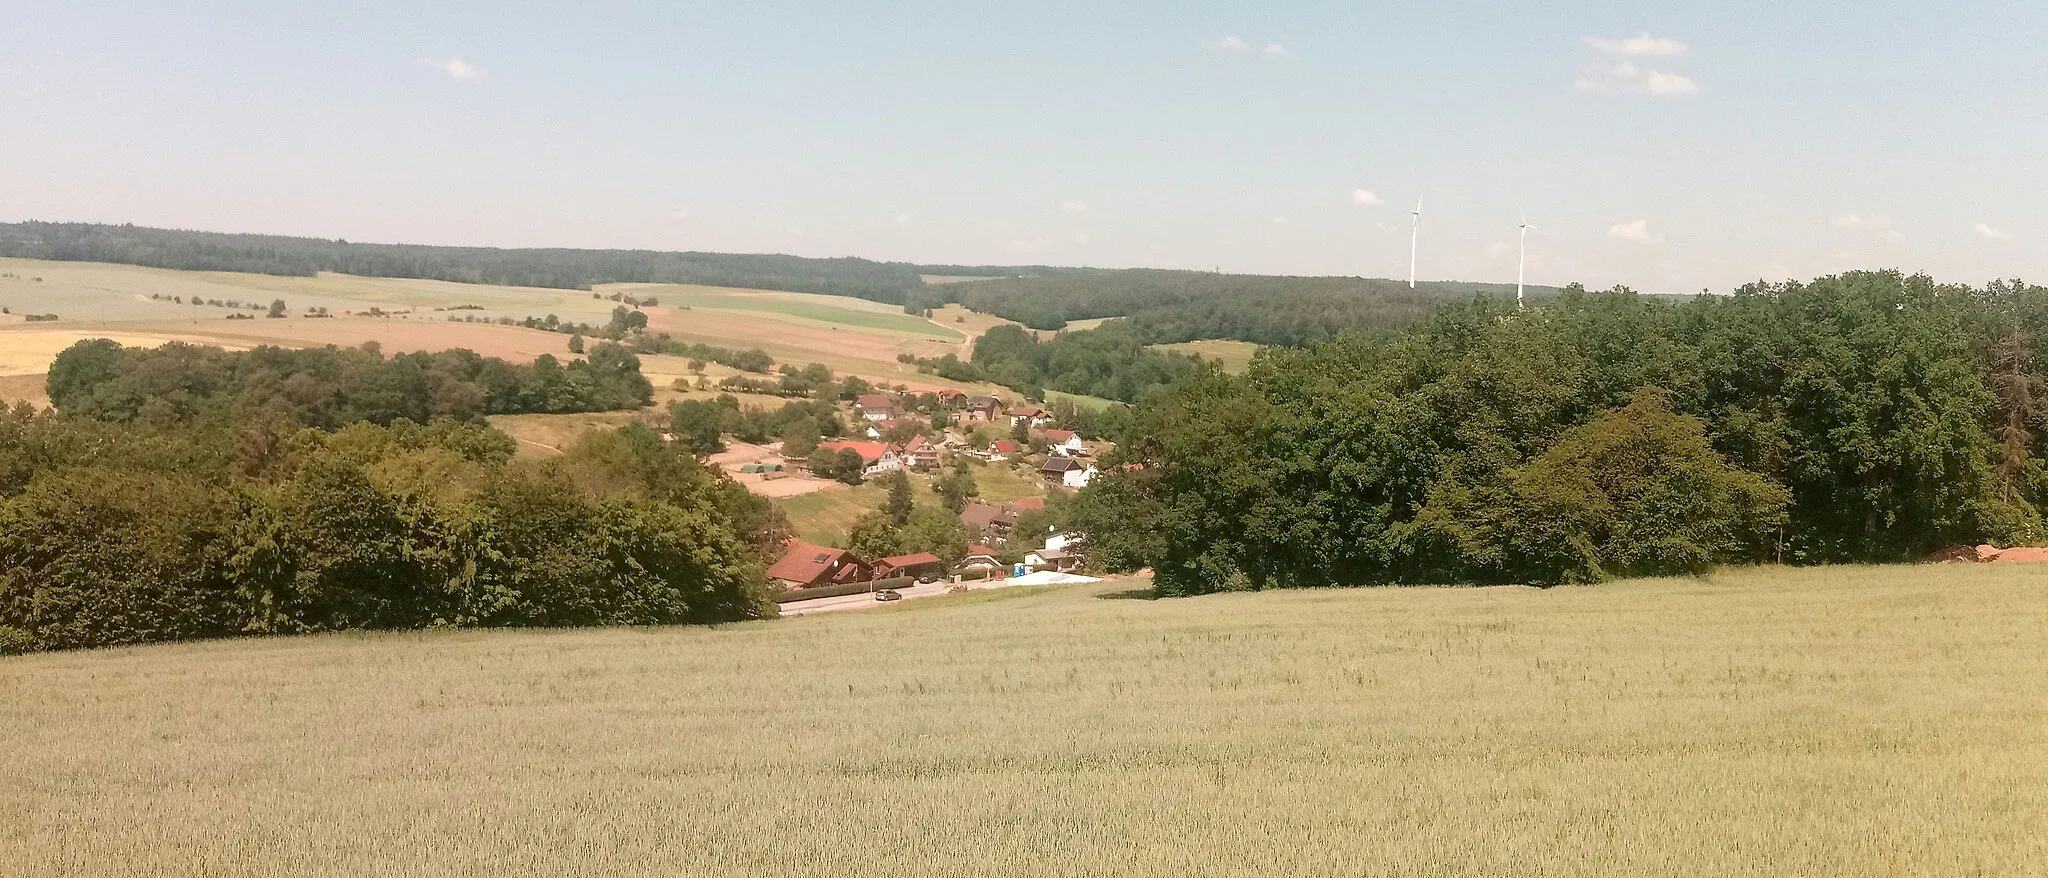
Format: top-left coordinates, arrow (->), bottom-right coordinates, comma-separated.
874,589 -> 903,602
915,573 -> 941,585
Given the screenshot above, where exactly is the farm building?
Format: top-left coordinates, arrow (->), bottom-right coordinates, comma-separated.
962,396 -> 1004,422
873,552 -> 943,580
856,393 -> 896,422
1008,406 -> 1052,428
985,439 -> 1020,461
1041,456 -> 1094,488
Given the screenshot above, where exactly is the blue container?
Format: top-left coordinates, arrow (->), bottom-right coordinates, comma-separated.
1012,563 -> 1027,578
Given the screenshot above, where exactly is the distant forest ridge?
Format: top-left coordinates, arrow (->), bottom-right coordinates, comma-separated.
0,221 -> 1561,347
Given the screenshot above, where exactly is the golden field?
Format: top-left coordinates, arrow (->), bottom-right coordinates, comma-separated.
3,564 -> 2044,876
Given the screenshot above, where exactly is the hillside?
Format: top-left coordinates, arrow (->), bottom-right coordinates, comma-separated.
3,564 -> 2042,876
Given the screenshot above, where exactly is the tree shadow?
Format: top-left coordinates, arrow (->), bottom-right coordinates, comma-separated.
1094,587 -> 1159,601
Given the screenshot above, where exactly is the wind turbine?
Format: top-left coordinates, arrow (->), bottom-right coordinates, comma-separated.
1517,210 -> 1535,307
1408,196 -> 1422,289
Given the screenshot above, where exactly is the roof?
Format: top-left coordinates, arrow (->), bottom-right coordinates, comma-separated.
903,436 -> 933,453
966,545 -> 1001,558
1010,497 -> 1045,511
989,440 -> 1019,453
960,503 -> 1016,529
1030,548 -> 1073,561
878,552 -> 942,568
966,395 -> 1003,409
856,394 -> 895,410
1043,429 -> 1077,442
767,543 -> 849,585
936,388 -> 965,398
1010,406 -> 1049,418
818,440 -> 891,464
1042,456 -> 1084,472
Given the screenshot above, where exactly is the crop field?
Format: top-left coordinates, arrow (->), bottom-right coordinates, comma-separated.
1151,339 -> 1261,373
0,258 -> 1019,399
2,564 -> 2043,876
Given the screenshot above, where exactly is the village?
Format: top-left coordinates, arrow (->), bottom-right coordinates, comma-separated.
702,388 -> 1115,602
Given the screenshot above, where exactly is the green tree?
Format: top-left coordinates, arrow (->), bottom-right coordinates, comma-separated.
567,333 -> 585,354
881,470 -> 913,526
780,417 -> 821,458
266,299 -> 287,318
846,512 -> 904,561
668,399 -> 725,455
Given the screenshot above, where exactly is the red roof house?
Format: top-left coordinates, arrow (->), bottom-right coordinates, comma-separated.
767,543 -> 856,589
873,552 -> 943,580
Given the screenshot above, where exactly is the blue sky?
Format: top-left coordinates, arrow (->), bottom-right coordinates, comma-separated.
5,1 -> 2045,292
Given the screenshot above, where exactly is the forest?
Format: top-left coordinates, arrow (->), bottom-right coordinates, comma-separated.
1072,271 -> 2048,594
0,222 -> 928,303
0,412 -> 781,655
45,338 -> 654,427
913,269 -> 1560,346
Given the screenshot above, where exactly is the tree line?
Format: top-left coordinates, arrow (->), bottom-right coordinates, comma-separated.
46,338 -> 654,428
1073,271 -> 2048,594
0,412 -> 782,655
0,221 -> 928,304
912,268 -> 1557,347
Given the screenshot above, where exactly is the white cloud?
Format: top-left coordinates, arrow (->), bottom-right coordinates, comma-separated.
422,57 -> 486,80
1833,212 -> 1906,241
1213,35 -> 1250,52
1975,223 -> 2012,241
1060,199 -> 1090,214
1271,216 -> 1289,225
1351,188 -> 1383,206
1262,42 -> 1289,56
1072,233 -> 1091,245
1007,236 -> 1057,255
1575,35 -> 1696,97
1608,219 -> 1665,244
1645,71 -> 1699,96
1583,33 -> 1688,57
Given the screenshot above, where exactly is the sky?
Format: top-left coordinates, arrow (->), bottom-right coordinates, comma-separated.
4,0 -> 2046,293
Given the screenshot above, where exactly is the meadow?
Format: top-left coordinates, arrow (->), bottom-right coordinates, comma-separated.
3,564 -> 2043,876
1151,339 -> 1261,373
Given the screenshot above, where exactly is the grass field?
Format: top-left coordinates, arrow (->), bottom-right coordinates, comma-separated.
777,480 -> 889,545
2,564 -> 2043,876
1043,388 -> 1116,412
1152,339 -> 1261,373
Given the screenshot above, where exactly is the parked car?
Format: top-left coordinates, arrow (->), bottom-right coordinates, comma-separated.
915,573 -> 940,585
874,589 -> 903,602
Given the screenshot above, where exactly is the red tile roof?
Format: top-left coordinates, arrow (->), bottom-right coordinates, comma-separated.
856,394 -> 895,410
1043,429 -> 1077,443
1010,497 -> 1045,511
767,543 -> 849,587
967,545 -> 1000,557
818,440 -> 891,464
989,440 -> 1019,454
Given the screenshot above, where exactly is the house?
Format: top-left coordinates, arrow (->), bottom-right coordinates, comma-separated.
816,440 -> 901,476
962,545 -> 1004,570
873,552 -> 943,581
767,543 -> 859,590
901,436 -> 941,470
959,502 -> 1018,539
1044,531 -> 1078,552
985,439 -> 1020,461
1041,455 -> 1095,488
864,419 -> 904,440
935,388 -> 966,405
1024,547 -> 1082,572
962,396 -> 1004,422
856,393 -> 897,422
1042,429 -> 1085,456
1008,406 -> 1052,428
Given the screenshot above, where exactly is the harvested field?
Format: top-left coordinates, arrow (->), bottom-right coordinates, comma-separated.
0,373 -> 49,408
1151,339 -> 1261,373
3,564 -> 2044,876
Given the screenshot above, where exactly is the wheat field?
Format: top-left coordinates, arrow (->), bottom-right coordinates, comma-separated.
3,565 -> 2045,876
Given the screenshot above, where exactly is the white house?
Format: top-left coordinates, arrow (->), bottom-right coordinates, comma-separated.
1042,429 -> 1085,456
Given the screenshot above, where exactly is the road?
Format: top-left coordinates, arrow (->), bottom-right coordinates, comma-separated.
777,577 -> 1062,616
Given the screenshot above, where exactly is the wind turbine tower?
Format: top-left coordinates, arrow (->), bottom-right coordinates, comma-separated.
1517,211 -> 1535,308
1408,196 -> 1422,289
